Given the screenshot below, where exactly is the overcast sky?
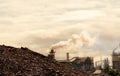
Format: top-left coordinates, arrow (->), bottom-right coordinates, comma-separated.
0,0 -> 120,60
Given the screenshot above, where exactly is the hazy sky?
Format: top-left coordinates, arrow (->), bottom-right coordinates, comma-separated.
0,0 -> 120,60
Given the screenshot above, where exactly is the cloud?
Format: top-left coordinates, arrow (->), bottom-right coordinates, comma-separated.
21,30 -> 60,39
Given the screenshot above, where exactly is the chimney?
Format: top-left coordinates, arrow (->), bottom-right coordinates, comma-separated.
66,52 -> 70,61
48,49 -> 55,60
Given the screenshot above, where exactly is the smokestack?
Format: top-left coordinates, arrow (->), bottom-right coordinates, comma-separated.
48,49 -> 55,60
66,52 -> 70,62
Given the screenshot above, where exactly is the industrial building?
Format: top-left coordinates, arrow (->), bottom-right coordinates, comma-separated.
112,45 -> 120,70
70,56 -> 94,71
48,49 -> 94,71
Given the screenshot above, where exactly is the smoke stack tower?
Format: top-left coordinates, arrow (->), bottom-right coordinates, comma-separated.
66,52 -> 70,62
48,49 -> 55,60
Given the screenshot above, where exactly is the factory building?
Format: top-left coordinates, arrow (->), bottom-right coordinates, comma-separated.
112,45 -> 120,70
71,57 -> 94,71
48,49 -> 94,71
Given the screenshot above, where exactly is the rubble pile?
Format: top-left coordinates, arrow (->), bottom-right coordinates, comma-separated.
0,45 -> 88,76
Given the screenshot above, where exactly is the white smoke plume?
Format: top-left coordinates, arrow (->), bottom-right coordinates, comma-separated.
51,31 -> 95,51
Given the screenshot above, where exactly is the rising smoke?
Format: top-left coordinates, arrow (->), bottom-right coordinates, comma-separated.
51,31 -> 95,51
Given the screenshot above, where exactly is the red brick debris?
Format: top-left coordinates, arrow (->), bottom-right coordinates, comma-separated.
0,45 -> 89,76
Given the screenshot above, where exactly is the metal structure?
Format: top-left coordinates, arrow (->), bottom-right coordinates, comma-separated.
112,44 -> 120,70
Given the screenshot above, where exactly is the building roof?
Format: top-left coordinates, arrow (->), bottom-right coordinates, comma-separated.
72,57 -> 93,64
